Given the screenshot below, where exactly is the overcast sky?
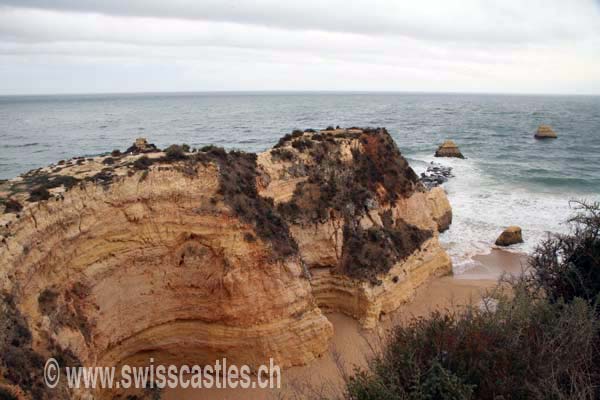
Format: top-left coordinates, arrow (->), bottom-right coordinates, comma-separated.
0,1 -> 599,95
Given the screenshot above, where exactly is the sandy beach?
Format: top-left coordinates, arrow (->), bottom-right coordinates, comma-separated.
164,249 -> 525,400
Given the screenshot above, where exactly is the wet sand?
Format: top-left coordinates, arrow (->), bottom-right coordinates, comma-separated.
164,249 -> 525,400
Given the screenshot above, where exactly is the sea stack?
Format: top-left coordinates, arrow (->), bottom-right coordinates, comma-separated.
534,125 -> 557,139
495,226 -> 524,246
435,140 -> 464,159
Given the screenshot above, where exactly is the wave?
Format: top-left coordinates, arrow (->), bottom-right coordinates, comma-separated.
409,152 -> 600,274
2,142 -> 41,148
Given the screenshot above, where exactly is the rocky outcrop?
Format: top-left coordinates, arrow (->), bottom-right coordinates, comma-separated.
0,127 -> 453,398
495,226 -> 523,246
434,140 -> 464,158
259,127 -> 452,328
534,125 -> 557,139
420,162 -> 454,189
125,137 -> 159,153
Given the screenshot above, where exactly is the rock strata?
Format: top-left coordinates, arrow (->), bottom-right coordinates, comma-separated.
434,140 -> 464,158
495,226 -> 524,246
0,127 -> 453,398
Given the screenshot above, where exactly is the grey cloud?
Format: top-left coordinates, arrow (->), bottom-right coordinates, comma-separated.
0,0 -> 599,44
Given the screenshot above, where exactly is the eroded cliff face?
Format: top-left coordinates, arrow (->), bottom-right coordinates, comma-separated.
0,127 -> 452,398
257,128 -> 452,328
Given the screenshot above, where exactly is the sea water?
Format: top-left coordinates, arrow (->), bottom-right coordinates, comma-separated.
1,92 -> 599,270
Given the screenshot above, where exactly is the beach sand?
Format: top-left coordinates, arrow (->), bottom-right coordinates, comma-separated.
163,249 -> 526,400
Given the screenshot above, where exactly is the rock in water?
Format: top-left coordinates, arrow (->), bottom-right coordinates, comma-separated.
534,125 -> 557,139
125,137 -> 159,153
495,226 -> 524,246
434,140 -> 464,158
420,162 -> 454,189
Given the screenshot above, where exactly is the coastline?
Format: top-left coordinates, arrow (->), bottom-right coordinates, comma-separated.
165,248 -> 523,399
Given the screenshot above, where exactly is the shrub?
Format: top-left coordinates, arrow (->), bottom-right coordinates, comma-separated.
211,150 -> 298,259
111,149 -> 121,157
271,148 -> 295,162
347,289 -> 599,400
133,156 -> 153,170
102,157 -> 115,165
3,198 -> 23,213
164,144 -> 187,161
527,201 -> 600,305
341,220 -> 432,283
291,138 -> 313,152
28,186 -> 50,202
347,203 -> 600,400
199,145 -> 227,158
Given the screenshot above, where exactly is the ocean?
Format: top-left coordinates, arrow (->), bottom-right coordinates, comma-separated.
1,92 -> 599,271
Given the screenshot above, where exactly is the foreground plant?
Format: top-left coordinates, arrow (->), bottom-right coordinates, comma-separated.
347,202 -> 600,400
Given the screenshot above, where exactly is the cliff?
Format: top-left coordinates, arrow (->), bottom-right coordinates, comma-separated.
0,127 -> 452,398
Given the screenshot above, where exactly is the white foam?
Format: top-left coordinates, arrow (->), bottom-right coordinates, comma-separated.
410,153 -> 599,275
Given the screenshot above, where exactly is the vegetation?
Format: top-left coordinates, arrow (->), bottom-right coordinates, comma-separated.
132,155 -> 153,170
271,148 -> 296,162
27,186 -> 51,202
203,149 -> 298,259
347,202 -> 600,400
0,291 -> 46,398
342,217 -> 432,283
3,198 -> 23,213
164,144 -> 188,161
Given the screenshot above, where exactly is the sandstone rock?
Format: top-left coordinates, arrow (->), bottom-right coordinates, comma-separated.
0,127 -> 453,398
495,226 -> 523,246
259,127 -> 453,328
125,137 -> 159,153
434,140 -> 464,158
534,124 -> 557,139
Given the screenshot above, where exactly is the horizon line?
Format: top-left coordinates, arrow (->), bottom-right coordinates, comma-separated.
1,89 -> 599,98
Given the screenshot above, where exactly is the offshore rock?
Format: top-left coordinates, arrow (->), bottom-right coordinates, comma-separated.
534,125 -> 558,139
434,140 -> 464,158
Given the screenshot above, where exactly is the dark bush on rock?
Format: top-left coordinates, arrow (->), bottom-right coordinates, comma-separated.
3,198 -> 23,213
214,150 -> 298,259
102,157 -> 115,165
291,138 -> 313,152
0,292 -> 46,398
271,148 -> 295,162
341,218 -> 432,283
133,156 -> 153,170
28,186 -> 50,202
164,144 -> 188,161
199,145 -> 227,158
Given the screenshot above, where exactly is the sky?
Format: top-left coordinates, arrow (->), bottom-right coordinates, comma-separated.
0,0 -> 599,95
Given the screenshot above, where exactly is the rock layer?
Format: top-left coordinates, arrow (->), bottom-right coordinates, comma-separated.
0,127 -> 453,398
